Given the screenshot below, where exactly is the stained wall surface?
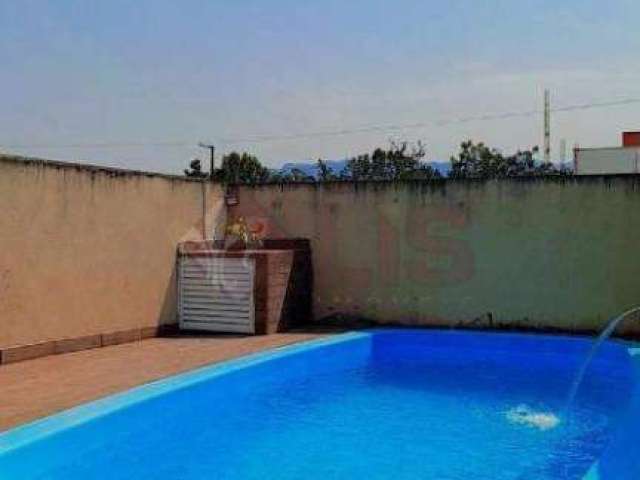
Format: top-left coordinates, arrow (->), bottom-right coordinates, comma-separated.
0,156 -> 225,348
231,178 -> 640,335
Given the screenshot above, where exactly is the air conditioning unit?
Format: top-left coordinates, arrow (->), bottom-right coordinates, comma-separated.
178,255 -> 255,334
177,239 -> 312,334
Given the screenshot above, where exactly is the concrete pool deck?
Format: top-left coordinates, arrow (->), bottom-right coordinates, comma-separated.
0,329 -> 338,432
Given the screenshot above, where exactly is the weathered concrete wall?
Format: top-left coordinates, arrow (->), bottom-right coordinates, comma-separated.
0,155 -> 225,349
231,177 -> 640,335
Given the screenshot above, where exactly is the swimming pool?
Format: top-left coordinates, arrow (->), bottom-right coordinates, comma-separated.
1,329 -> 638,479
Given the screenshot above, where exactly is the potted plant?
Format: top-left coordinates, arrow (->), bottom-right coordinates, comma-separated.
224,217 -> 263,250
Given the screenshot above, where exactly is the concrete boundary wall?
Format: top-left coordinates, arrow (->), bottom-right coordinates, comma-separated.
3,153 -> 640,358
231,177 -> 640,336
0,155 -> 225,352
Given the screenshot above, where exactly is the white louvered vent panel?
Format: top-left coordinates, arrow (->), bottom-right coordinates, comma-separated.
178,256 -> 255,334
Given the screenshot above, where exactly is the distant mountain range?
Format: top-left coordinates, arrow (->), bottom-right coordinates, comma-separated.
279,159 -> 452,178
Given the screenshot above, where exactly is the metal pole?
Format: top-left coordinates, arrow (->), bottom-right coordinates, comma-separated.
201,180 -> 207,239
208,146 -> 215,179
544,89 -> 551,163
198,142 -> 215,179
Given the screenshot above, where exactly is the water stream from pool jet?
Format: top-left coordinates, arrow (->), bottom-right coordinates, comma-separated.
509,307 -> 639,431
508,316 -> 640,479
564,306 -> 640,415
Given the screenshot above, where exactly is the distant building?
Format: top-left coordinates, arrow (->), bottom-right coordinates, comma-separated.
622,131 -> 640,147
574,131 -> 640,175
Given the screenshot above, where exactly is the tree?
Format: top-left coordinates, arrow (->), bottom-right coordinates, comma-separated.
184,158 -> 208,178
341,141 -> 441,181
214,151 -> 270,184
449,141 -> 504,179
288,167 -> 315,182
265,170 -> 289,183
317,159 -> 336,181
449,141 -> 572,179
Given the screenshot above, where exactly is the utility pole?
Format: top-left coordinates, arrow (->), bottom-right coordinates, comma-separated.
544,89 -> 551,164
197,142 -> 215,240
198,142 -> 215,179
560,138 -> 567,164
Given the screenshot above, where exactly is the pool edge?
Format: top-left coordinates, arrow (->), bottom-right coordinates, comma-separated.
0,331 -> 370,455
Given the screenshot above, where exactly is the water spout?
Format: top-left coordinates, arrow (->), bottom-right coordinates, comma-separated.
565,306 -> 640,413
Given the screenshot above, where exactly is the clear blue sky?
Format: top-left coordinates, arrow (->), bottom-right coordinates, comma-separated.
2,0 -> 640,172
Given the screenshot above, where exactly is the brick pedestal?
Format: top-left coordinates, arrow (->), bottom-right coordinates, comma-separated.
178,239 -> 312,334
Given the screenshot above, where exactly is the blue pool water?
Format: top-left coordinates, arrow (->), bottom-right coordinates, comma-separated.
1,329 -> 639,479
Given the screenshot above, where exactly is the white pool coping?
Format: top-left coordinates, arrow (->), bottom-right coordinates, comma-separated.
0,331 -> 369,455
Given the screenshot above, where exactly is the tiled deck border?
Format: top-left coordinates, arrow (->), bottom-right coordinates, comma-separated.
0,330 -> 336,431
0,325 -> 179,365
